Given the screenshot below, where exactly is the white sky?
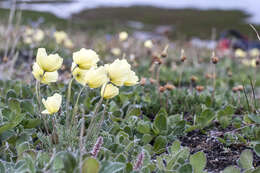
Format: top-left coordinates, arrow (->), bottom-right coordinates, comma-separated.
2,0 -> 260,23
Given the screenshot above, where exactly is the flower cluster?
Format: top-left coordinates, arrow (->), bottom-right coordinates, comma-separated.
32,48 -> 63,84
71,48 -> 139,99
23,27 -> 44,44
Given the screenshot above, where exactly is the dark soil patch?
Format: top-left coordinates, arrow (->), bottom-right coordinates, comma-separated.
179,130 -> 260,172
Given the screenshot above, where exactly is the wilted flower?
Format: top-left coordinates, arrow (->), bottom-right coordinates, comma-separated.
105,59 -> 132,86
32,63 -> 58,84
85,66 -> 109,88
36,48 -> 63,72
144,40 -> 153,49
119,31 -> 128,41
73,48 -> 99,70
101,83 -> 119,99
111,48 -> 121,56
71,63 -> 88,85
235,49 -> 247,58
42,93 -> 62,114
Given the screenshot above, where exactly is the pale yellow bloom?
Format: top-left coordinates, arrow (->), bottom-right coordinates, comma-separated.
235,49 -> 247,58
85,66 -> 109,88
241,59 -> 256,67
54,31 -> 68,44
23,28 -> 44,44
36,48 -> 63,72
249,48 -> 260,57
64,39 -> 74,49
144,40 -> 153,49
73,48 -> 99,70
119,31 -> 128,41
124,71 -> 139,86
105,59 -> 131,86
241,59 -> 251,66
71,63 -> 88,85
101,84 -> 119,99
251,59 -> 257,67
32,63 -> 58,84
111,48 -> 121,56
42,93 -> 62,114
34,29 -> 44,42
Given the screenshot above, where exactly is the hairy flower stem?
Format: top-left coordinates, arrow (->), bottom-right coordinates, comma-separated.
36,81 -> 49,135
85,84 -> 107,147
71,86 -> 86,128
91,100 -> 109,143
65,78 -> 74,129
212,64 -> 216,101
85,96 -> 104,147
178,65 -> 183,88
156,63 -> 161,98
35,81 -> 41,108
79,116 -> 85,173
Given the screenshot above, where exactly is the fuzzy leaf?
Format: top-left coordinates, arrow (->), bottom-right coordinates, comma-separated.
190,151 -> 206,173
99,161 -> 125,173
82,157 -> 99,173
238,149 -> 253,170
222,166 -> 240,173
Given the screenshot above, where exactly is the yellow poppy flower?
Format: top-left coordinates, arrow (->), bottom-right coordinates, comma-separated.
249,48 -> 260,57
119,31 -> 128,41
36,48 -> 63,72
32,63 -> 58,84
235,49 -> 247,58
71,63 -> 88,85
144,40 -> 153,49
85,66 -> 109,88
101,84 -> 119,99
54,31 -> 68,44
105,59 -> 131,86
73,48 -> 99,70
111,48 -> 121,56
124,71 -> 139,86
42,93 -> 62,114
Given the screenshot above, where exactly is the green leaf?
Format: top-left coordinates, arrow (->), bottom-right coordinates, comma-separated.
217,106 -> 234,128
254,144 -> 260,157
222,166 -> 240,173
196,109 -> 215,129
248,114 -> 260,124
154,109 -> 168,132
142,134 -> 153,145
153,136 -> 167,154
82,157 -> 99,173
52,152 -> 76,173
8,98 -> 21,114
190,151 -> 207,173
0,122 -> 17,134
179,164 -> 192,173
99,161 -> 125,173
137,121 -> 151,134
22,119 -> 41,129
238,149 -> 253,170
0,162 -> 5,173
6,89 -> 17,101
170,140 -> 181,154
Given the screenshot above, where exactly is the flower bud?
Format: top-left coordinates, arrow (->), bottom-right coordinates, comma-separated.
196,85 -> 204,92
